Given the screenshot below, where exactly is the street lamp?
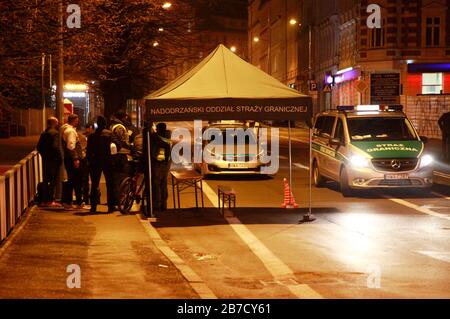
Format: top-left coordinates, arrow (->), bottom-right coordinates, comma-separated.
253,36 -> 260,43
158,27 -> 164,32
289,18 -> 298,26
153,41 -> 159,47
162,2 -> 172,9
230,46 -> 237,53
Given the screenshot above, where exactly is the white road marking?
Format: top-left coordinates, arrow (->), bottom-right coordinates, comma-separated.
432,192 -> 450,201
434,171 -> 450,179
279,135 -> 309,144
417,251 -> 450,263
136,215 -> 217,299
387,198 -> 450,221
200,181 -> 323,299
293,163 -> 310,171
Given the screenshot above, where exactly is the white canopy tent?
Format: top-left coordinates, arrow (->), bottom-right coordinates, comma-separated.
144,44 -> 314,221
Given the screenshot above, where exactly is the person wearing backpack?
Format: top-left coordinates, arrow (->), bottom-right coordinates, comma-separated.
36,117 -> 62,207
150,123 -> 172,213
110,110 -> 132,211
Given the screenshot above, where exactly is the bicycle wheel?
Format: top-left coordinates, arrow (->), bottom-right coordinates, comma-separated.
119,177 -> 136,214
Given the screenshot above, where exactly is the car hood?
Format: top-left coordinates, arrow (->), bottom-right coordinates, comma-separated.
351,141 -> 423,159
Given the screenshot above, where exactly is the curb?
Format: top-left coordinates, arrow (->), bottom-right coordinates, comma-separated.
135,213 -> 217,299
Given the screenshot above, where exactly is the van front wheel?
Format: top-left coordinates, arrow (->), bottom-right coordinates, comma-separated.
340,167 -> 354,197
313,161 -> 326,187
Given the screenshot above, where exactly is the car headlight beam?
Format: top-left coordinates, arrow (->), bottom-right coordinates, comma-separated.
420,154 -> 433,168
350,155 -> 370,168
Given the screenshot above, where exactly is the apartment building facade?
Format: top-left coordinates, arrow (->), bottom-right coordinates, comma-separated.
249,0 -> 450,137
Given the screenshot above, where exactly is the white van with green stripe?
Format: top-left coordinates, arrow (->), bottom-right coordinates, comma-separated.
312,105 -> 434,197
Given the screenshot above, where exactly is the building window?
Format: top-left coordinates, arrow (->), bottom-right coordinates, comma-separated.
422,73 -> 443,94
425,17 -> 441,47
370,19 -> 386,48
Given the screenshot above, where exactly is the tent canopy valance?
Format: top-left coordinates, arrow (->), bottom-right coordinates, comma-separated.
144,44 -> 312,122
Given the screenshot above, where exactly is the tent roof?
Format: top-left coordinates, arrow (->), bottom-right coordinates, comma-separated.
146,44 -> 308,101
145,44 -> 312,122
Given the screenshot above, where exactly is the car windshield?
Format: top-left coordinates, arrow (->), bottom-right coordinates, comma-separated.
347,117 -> 418,141
206,127 -> 257,145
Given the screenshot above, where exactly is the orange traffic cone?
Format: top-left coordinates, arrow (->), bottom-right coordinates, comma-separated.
281,178 -> 298,209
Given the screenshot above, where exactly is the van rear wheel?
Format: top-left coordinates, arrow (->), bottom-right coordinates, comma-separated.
340,167 -> 354,197
313,161 -> 326,187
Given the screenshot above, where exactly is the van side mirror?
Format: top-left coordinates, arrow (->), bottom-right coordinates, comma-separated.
419,136 -> 429,144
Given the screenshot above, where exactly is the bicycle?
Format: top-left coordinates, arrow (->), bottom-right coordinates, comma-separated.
118,160 -> 146,214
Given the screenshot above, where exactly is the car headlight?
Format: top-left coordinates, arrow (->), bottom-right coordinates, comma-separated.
419,154 -> 433,168
350,155 -> 370,168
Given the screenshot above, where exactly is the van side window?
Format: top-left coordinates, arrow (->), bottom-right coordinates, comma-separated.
321,116 -> 335,138
334,119 -> 345,144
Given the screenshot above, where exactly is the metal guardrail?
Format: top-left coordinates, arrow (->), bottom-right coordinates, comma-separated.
0,151 -> 42,242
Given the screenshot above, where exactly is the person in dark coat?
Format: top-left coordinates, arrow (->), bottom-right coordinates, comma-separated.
36,117 -> 62,206
110,110 -> 132,208
438,112 -> 450,162
87,115 -> 118,214
150,123 -> 172,213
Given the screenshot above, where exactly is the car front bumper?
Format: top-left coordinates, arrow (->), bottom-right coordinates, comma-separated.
202,160 -> 264,175
346,165 -> 434,189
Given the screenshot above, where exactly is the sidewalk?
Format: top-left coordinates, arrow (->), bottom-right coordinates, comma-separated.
0,201 -> 197,298
425,139 -> 450,186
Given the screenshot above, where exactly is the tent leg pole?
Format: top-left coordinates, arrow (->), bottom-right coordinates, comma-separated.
300,126 -> 316,223
288,120 -> 293,208
146,126 -> 154,219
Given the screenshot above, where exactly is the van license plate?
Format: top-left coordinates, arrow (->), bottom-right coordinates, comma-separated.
385,174 -> 409,180
229,163 -> 248,169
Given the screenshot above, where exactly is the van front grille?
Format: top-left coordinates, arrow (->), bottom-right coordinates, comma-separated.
371,158 -> 418,172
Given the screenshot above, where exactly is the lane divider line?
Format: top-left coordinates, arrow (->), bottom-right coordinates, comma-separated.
431,192 -> 450,201
416,251 -> 450,263
136,215 -> 217,299
200,181 -> 323,299
434,171 -> 450,179
387,198 -> 450,221
293,163 -> 310,171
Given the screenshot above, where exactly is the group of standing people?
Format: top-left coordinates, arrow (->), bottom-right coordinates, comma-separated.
37,110 -> 171,215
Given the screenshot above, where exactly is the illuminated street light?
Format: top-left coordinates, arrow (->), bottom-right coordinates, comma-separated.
153,41 -> 159,47
162,2 -> 172,9
289,18 -> 298,25
230,46 -> 237,52
253,37 -> 260,43
158,27 -> 164,32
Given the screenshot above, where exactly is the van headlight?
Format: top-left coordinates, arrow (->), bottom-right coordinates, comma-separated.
350,155 -> 370,168
419,154 -> 433,168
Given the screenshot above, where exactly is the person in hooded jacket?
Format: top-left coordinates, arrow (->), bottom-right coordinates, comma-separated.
87,115 -> 119,214
150,123 -> 172,213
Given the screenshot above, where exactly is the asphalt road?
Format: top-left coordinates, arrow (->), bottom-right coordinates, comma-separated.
0,123 -> 449,298
153,122 -> 450,298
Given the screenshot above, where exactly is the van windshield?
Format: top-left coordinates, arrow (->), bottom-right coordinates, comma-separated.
347,117 -> 418,142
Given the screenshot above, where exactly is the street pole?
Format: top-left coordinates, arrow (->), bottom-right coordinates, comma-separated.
56,0 -> 64,123
268,3 -> 271,75
55,0 -> 64,201
300,24 -> 316,224
41,53 -> 46,132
